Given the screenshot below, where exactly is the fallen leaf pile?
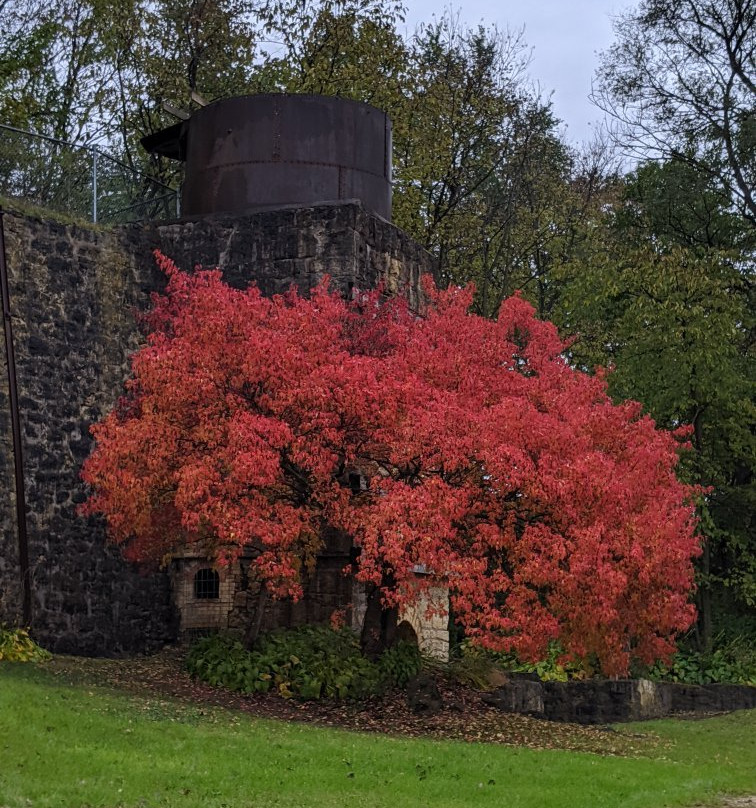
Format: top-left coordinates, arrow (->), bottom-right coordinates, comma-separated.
45,649 -> 663,757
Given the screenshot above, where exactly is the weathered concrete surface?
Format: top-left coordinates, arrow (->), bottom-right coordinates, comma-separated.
129,201 -> 432,308
482,676 -> 545,716
542,679 -> 670,724
662,682 -> 756,714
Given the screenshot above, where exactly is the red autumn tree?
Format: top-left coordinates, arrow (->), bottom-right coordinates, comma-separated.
81,253 -> 700,676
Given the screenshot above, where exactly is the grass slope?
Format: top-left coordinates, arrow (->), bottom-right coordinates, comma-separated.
1,663 -> 754,808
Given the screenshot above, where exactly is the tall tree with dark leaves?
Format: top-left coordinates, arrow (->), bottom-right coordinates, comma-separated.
555,161 -> 755,650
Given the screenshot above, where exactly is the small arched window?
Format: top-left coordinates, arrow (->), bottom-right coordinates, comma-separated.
194,568 -> 220,599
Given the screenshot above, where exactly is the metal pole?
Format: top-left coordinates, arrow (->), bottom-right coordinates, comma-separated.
0,207 -> 32,627
92,148 -> 98,223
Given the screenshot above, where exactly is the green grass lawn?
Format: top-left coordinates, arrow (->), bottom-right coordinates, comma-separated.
1,662 -> 754,808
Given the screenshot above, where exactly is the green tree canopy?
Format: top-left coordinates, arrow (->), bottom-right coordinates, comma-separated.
555,161 -> 755,647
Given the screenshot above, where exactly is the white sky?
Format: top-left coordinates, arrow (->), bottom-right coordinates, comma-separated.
400,1 -> 635,145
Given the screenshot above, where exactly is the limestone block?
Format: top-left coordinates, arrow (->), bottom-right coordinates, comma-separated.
399,586 -> 450,662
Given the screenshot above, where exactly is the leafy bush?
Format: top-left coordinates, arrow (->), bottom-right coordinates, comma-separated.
442,643 -> 500,689
187,626 -> 422,701
377,640 -> 423,688
185,634 -> 253,690
446,635 -> 756,688
647,636 -> 756,685
254,625 -> 382,699
0,627 -> 51,662
477,641 -> 582,682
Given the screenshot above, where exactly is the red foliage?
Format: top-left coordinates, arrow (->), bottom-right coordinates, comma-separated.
81,253 -> 701,676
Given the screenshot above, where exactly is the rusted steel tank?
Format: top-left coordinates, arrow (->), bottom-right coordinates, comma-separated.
148,94 -> 393,220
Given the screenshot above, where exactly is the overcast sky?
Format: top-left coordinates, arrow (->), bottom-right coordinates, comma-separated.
400,1 -> 635,145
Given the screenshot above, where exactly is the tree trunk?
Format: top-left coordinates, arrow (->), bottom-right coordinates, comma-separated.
244,585 -> 268,648
691,408 -> 712,655
697,540 -> 713,655
360,579 -> 398,661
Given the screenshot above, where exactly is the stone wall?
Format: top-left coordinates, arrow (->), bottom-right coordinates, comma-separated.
0,209 -> 175,654
482,676 -> 756,724
0,201 -> 433,655
128,201 -> 431,309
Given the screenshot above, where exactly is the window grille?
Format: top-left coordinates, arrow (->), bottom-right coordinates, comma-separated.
194,568 -> 220,599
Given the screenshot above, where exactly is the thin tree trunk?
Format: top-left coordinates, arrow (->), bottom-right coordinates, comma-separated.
691,407 -> 713,655
697,541 -> 713,654
360,578 -> 398,660
244,585 -> 268,648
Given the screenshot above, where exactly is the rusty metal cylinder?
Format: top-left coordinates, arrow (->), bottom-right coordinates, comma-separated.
181,94 -> 392,220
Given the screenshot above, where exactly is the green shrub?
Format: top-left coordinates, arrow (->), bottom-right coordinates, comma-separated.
187,626 -> 407,701
444,644 -> 499,690
0,627 -> 51,662
185,634 -> 254,690
377,640 -> 423,688
255,625 -> 383,699
647,636 -> 756,685
478,641 -> 580,682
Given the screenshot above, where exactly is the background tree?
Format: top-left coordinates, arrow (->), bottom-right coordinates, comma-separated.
105,0 -> 259,183
554,160 -> 755,650
254,0 -> 407,105
594,0 -> 756,225
390,19 -> 574,318
0,0 -> 114,143
0,0 -> 119,210
586,0 -> 756,647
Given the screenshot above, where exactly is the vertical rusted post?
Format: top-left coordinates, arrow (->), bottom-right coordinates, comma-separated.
0,207 -> 32,627
91,147 -> 98,223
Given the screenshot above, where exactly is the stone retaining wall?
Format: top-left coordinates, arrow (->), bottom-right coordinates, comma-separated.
482,676 -> 756,724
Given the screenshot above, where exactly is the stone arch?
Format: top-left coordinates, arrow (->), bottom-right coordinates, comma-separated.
395,619 -> 419,647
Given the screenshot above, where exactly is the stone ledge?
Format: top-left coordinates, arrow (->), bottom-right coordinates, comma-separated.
483,677 -> 756,724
